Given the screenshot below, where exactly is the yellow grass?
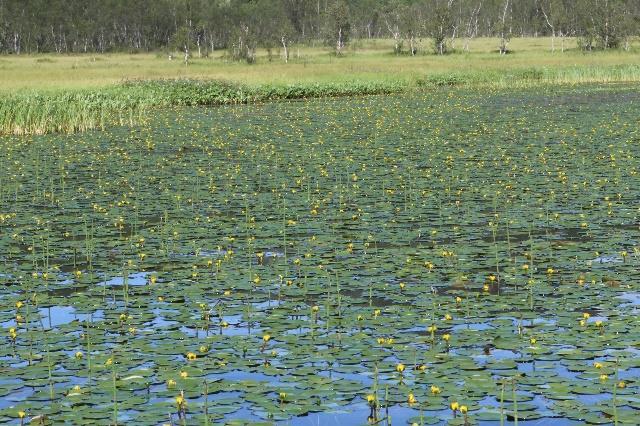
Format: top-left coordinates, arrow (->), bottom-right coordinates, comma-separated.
2,37 -> 640,92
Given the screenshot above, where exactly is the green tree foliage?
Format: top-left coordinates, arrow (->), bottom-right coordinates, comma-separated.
324,0 -> 351,54
0,0 -> 639,55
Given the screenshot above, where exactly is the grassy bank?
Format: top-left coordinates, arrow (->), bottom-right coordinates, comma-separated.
2,37 -> 640,135
2,37 -> 640,91
0,80 -> 407,135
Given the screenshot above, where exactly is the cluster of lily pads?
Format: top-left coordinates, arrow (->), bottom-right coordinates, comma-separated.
0,85 -> 638,425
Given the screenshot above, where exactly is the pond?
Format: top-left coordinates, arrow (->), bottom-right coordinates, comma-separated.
0,85 -> 639,424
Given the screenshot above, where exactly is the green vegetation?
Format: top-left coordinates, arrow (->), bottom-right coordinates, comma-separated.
0,79 -> 407,135
3,39 -> 640,135
1,85 -> 639,425
2,0 -> 639,56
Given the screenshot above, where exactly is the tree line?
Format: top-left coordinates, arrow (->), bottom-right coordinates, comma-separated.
1,0 -> 639,60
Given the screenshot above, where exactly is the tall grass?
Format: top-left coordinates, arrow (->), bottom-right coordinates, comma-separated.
0,80 -> 407,135
418,64 -> 640,88
2,62 -> 640,135
0,91 -> 141,135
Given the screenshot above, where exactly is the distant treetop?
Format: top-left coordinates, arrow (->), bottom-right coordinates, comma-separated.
0,0 -> 638,55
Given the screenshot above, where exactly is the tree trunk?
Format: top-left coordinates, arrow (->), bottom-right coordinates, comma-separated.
499,0 -> 510,55
281,36 -> 289,63
13,33 -> 20,55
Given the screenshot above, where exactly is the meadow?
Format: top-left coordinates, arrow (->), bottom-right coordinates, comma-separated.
3,38 -> 640,90
3,37 -> 640,135
1,83 -> 639,425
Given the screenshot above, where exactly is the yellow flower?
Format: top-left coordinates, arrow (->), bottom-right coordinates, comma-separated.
579,319 -> 586,327
451,401 -> 460,411
546,267 -> 554,274
442,334 -> 451,342
167,379 -> 177,388
483,283 -> 490,292
489,274 -> 497,281
75,351 -> 83,359
522,264 -> 529,271
279,392 -> 287,401
175,395 -> 185,406
407,393 -> 417,404
186,352 -> 197,361
253,275 -> 261,284
427,325 -> 437,333
373,309 -> 381,318
366,394 -> 376,405
595,320 -> 604,327
396,363 -> 405,373
179,371 -> 188,378
150,275 -> 157,284
263,334 -> 271,342
530,337 -> 537,345
444,313 -> 452,321
311,305 -> 319,313
582,312 -> 591,319
599,374 -> 608,381
594,362 -> 603,369
618,381 -> 626,389
430,385 -> 441,395
399,282 -> 406,290
105,358 -> 113,367
18,411 -> 26,419
15,301 -> 23,309
455,296 -> 462,303
460,405 -> 468,414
